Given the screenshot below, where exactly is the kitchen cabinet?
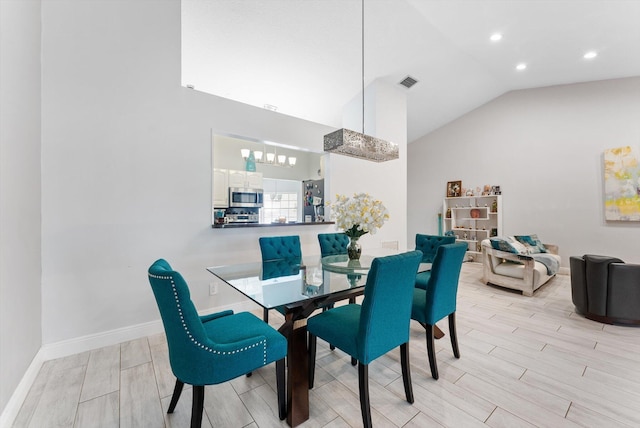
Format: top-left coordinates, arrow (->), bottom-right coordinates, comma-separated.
443,195 -> 502,262
228,170 -> 263,189
213,168 -> 229,208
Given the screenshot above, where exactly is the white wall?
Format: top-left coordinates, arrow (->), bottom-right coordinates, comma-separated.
408,76 -> 640,265
0,0 -> 43,415
38,0 -> 408,346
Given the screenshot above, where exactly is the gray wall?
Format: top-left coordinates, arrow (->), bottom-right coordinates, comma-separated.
408,76 -> 640,265
0,0 -> 43,414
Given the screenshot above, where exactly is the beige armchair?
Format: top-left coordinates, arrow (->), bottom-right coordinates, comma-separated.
481,239 -> 560,296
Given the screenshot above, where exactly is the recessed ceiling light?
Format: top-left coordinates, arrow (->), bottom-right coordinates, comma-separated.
516,63 -> 527,71
584,51 -> 598,59
490,33 -> 502,42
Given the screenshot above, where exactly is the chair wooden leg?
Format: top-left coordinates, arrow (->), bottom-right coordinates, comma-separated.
263,307 -> 269,323
400,343 -> 414,403
191,385 -> 204,428
308,333 -> 317,389
358,363 -> 372,428
276,358 -> 286,420
449,312 -> 460,358
426,324 -> 439,380
167,379 -> 184,413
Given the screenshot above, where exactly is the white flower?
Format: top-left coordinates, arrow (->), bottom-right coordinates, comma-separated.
327,193 -> 389,238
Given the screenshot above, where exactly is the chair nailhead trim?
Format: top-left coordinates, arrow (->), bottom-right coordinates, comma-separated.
149,272 -> 268,364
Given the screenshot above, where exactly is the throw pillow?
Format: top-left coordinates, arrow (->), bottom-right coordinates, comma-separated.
514,234 -> 547,254
490,236 -> 529,254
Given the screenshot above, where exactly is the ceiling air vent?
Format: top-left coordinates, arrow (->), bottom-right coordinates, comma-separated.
399,75 -> 418,89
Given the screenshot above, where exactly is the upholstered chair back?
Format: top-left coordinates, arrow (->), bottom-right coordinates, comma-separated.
357,250 -> 423,364
259,235 -> 302,260
420,242 -> 467,325
318,233 -> 350,257
415,234 -> 456,263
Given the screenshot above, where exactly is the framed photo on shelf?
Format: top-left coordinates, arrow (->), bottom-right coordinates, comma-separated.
447,180 -> 462,197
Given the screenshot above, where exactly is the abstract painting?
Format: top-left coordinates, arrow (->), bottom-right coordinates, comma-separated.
604,146 -> 640,221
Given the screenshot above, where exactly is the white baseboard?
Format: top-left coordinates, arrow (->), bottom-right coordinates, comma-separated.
0,300 -> 258,427
0,349 -> 45,428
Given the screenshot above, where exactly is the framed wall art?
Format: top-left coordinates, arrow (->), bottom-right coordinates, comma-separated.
604,146 -> 640,221
446,180 -> 462,197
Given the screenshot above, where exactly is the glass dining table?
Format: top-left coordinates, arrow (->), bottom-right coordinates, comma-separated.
207,250 -> 431,427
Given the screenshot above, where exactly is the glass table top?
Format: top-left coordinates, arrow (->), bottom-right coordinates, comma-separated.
207,251 -> 431,310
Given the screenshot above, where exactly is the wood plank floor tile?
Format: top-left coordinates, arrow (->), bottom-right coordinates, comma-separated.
238,383 -> 286,428
455,373 -> 580,427
119,362 -> 164,428
520,370 -> 640,426
565,401 -> 636,428
74,391 -> 119,428
484,407 -> 537,428
403,411 -> 445,427
202,382 -> 254,428
79,344 -> 120,402
120,337 -> 151,370
27,364 -> 86,427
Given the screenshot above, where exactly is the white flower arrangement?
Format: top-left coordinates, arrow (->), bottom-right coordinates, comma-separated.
329,193 -> 389,238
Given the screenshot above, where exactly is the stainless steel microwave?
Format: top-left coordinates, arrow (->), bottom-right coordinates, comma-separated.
229,187 -> 264,208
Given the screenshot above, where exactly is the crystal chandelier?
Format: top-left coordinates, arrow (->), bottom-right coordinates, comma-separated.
323,0 -> 399,163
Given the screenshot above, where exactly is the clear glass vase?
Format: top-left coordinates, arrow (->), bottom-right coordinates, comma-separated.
347,236 -> 362,260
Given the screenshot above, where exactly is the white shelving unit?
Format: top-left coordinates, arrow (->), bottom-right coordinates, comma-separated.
443,195 -> 503,262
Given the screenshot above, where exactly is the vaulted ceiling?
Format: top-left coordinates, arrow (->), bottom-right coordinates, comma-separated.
182,0 -> 640,143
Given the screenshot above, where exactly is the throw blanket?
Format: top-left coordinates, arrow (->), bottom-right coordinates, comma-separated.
531,254 -> 559,276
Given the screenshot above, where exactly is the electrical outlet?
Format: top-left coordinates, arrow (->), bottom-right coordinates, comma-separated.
209,282 -> 218,295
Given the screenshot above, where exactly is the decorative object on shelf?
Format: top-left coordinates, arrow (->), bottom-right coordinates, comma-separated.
323,0 -> 398,163
329,192 -> 389,260
443,194 -> 503,261
603,146 -> 640,221
446,208 -> 451,218
466,188 -> 474,196
244,150 -> 256,172
447,180 -> 462,197
483,185 -> 491,195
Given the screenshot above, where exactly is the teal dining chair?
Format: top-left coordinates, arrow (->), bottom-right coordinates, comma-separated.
414,234 -> 456,290
148,259 -> 288,427
411,242 -> 467,380
318,232 -> 350,257
259,235 -> 302,323
307,250 -> 423,428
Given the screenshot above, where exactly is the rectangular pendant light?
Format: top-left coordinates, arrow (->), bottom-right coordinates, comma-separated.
324,128 -> 399,162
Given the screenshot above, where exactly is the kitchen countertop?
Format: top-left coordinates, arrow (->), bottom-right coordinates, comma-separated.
212,221 -> 335,229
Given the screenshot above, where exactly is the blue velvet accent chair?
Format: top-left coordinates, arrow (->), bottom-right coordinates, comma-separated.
414,234 -> 456,290
259,235 -> 302,322
148,259 -> 288,427
307,250 -> 423,428
318,232 -> 350,257
411,242 -> 467,380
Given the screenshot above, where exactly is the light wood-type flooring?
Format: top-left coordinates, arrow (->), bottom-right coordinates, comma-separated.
12,263 -> 640,427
